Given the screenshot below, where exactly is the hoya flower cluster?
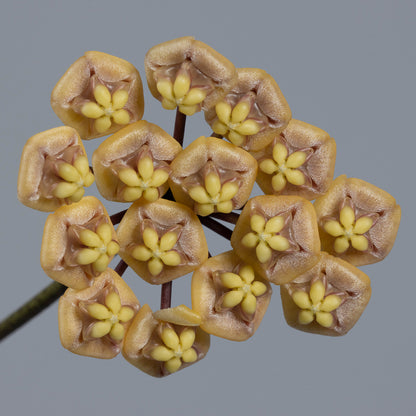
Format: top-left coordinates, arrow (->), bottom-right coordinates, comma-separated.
17,36 -> 401,377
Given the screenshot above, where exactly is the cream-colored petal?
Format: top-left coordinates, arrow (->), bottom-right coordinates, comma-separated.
90,321 -> 112,338
292,291 -> 312,310
324,220 -> 345,237
94,116 -> 112,133
162,98 -> 177,110
351,235 -> 369,251
53,182 -> 78,199
76,248 -> 100,265
264,215 -> 285,234
87,303 -> 111,320
94,85 -> 111,107
58,163 -> 81,183
250,281 -> 267,297
353,217 -> 373,235
81,102 -> 105,119
267,235 -> 290,251
180,328 -> 196,351
138,157 -> 154,182
241,232 -> 259,248
196,203 -> 215,216
286,151 -> 307,169
320,295 -> 342,312
227,130 -> 245,146
143,228 -> 159,251
112,109 -> 130,125
334,236 -> 350,253
150,169 -> 169,187
215,101 -> 232,124
96,223 -> 113,245
339,206 -> 355,229
105,292 -> 121,314
205,173 -> 221,198
159,232 -> 178,252
165,357 -> 182,373
118,306 -> 135,322
110,323 -> 125,341
230,100 -> 251,124
111,89 -> 129,110
79,229 -> 102,248
178,104 -> 198,116
182,88 -> 207,105
271,172 -> 287,192
216,201 -> 233,213
220,272 -> 244,289
143,187 -> 159,202
148,257 -> 164,276
219,182 -> 239,202
222,290 -> 244,308
241,293 -> 257,315
298,310 -> 314,325
189,186 -> 211,204
160,251 -> 181,266
118,168 -> 141,187
250,214 -> 266,233
182,348 -> 198,363
273,143 -> 288,165
285,169 -> 305,186
161,327 -> 180,350
212,120 -> 229,136
316,312 -> 334,328
151,345 -> 175,362
310,280 -> 325,305
123,187 -> 143,202
173,73 -> 191,99
239,265 -> 255,284
259,159 -> 277,175
256,241 -> 272,263
156,79 -> 174,101
132,245 -> 153,261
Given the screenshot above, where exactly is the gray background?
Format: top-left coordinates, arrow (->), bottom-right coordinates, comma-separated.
1,0 -> 414,415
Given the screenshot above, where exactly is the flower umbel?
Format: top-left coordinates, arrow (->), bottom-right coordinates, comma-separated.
292,280 -> 342,328
81,85 -> 130,133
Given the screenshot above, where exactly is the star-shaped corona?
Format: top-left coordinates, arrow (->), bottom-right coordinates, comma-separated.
117,155 -> 169,202
241,214 -> 290,263
150,326 -> 198,373
53,155 -> 95,202
131,228 -> 181,276
323,205 -> 373,253
291,280 -> 342,328
219,265 -> 267,315
188,171 -> 239,216
212,99 -> 261,146
76,223 -> 120,273
87,291 -> 135,341
156,69 -> 207,116
259,142 -> 307,191
81,85 -> 130,133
